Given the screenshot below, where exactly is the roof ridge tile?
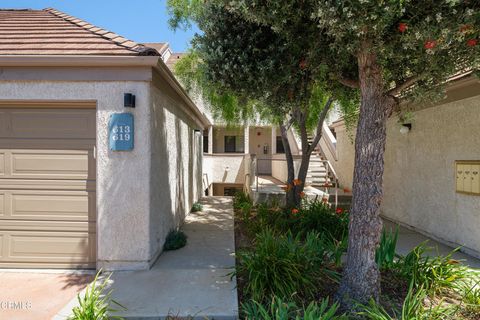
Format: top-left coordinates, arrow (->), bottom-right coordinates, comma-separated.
43,7 -> 159,56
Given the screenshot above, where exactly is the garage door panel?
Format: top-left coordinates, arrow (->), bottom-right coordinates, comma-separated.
3,232 -> 95,265
0,179 -> 95,191
10,110 -> 95,139
0,192 -> 4,217
0,220 -> 94,232
11,192 -> 89,221
0,107 -> 96,269
10,150 -> 89,179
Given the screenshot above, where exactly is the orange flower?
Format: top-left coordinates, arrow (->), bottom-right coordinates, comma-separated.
467,39 -> 478,47
291,208 -> 299,214
299,191 -> 306,198
424,40 -> 437,49
397,22 -> 407,33
293,179 -> 302,186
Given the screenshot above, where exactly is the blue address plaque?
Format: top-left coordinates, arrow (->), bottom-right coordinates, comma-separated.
109,113 -> 134,151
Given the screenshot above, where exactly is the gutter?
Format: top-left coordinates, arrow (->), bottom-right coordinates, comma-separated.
0,55 -> 211,128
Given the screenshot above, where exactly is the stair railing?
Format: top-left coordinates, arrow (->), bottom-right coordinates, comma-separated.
318,159 -> 339,209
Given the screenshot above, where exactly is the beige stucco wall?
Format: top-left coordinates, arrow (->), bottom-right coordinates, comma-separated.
322,80 -> 480,257
0,80 -> 152,270
0,75 -> 205,270
204,154 -> 246,185
383,93 -> 480,257
149,82 -> 203,261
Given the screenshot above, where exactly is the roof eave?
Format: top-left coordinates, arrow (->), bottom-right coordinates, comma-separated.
0,54 -> 211,128
0,55 -> 159,67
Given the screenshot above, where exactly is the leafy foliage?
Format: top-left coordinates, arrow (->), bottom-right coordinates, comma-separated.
191,202 -> 203,212
376,227 -> 399,270
234,229 -> 338,302
358,283 -> 455,320
242,296 -> 347,320
164,230 -> 188,251
69,271 -> 125,320
395,243 -> 468,294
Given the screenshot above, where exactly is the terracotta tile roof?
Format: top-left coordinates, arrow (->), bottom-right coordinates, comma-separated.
0,8 -> 160,56
143,43 -> 169,55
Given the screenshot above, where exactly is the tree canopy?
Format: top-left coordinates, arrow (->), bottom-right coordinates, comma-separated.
168,0 -> 479,308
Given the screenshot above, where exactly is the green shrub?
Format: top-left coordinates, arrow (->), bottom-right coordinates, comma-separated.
375,227 -> 399,270
191,202 -> 203,212
234,191 -> 252,210
395,243 -> 468,294
242,296 -> 346,320
69,270 -> 125,320
292,201 -> 349,242
164,230 -> 187,251
234,229 -> 338,302
358,283 -> 455,320
460,276 -> 480,315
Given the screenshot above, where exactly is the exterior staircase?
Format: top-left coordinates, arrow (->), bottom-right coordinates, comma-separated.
306,134 -> 353,210
305,134 -> 336,188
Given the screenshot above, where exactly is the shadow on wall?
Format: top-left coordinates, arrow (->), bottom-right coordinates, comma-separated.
150,86 -> 202,260
150,92 -> 174,260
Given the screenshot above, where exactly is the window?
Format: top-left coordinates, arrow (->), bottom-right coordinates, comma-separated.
224,136 -> 244,153
276,136 -> 285,153
203,135 -> 208,153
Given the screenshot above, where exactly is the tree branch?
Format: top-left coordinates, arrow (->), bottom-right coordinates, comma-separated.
387,75 -> 421,97
308,97 -> 334,155
338,76 -> 360,89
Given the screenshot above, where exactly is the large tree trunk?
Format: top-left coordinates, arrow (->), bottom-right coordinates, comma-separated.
279,123 -> 296,207
337,46 -> 395,307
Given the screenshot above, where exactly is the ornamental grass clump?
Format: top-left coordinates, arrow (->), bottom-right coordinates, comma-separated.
395,243 -> 468,294
357,283 -> 455,320
375,227 -> 399,270
242,296 -> 347,320
69,270 -> 126,320
234,228 -> 338,302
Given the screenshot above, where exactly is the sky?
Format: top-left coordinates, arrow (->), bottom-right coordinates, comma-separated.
0,0 -> 199,52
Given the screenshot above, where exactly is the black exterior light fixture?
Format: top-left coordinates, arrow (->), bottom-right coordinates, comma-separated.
124,93 -> 136,108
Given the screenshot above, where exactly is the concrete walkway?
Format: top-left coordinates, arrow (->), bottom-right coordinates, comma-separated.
109,196 -> 238,319
384,219 -> 480,269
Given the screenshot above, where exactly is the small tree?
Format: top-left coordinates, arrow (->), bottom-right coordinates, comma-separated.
169,0 -> 480,308
216,0 -> 479,307
169,2 -> 357,207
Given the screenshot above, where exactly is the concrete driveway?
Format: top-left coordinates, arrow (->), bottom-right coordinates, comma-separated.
0,271 -> 93,320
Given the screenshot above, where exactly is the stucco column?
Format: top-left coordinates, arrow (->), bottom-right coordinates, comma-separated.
208,125 -> 213,154
244,125 -> 250,154
271,126 -> 277,155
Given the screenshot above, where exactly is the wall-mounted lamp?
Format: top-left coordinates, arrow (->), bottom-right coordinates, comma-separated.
400,123 -> 412,135
225,166 -> 230,172
124,93 -> 136,108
